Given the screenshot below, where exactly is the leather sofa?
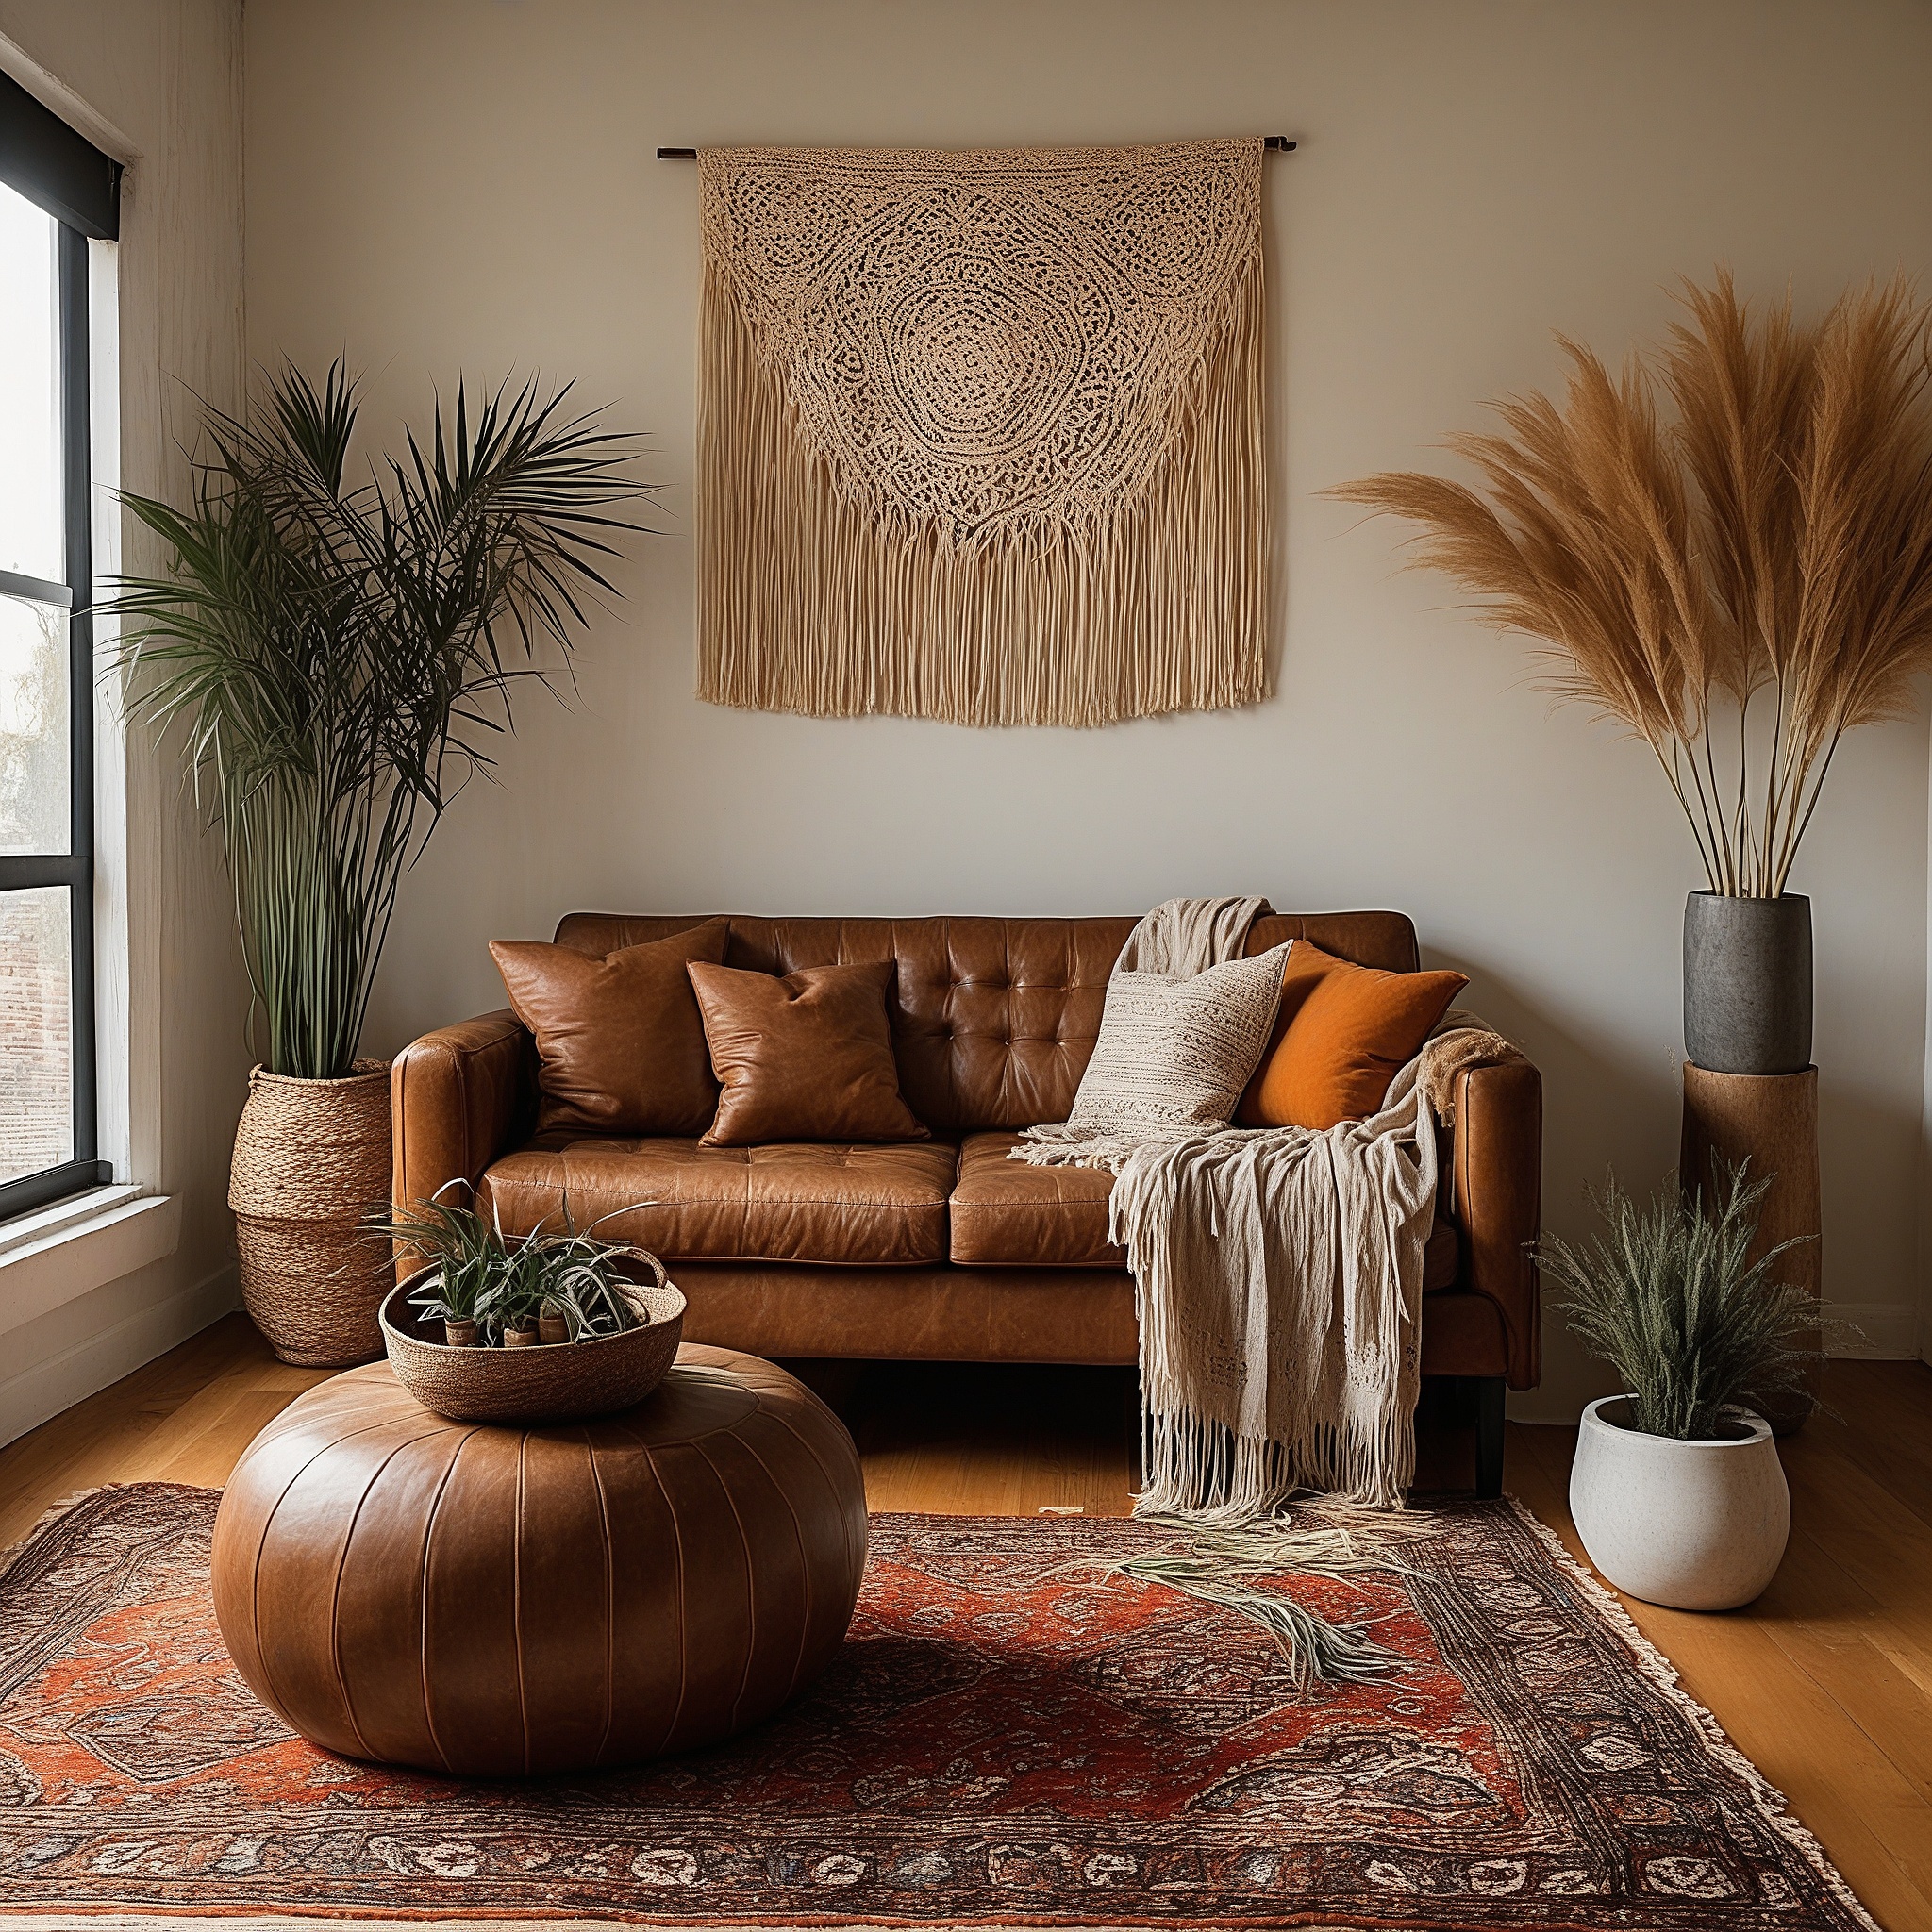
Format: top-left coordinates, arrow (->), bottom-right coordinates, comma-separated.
392,910 -> 1541,1494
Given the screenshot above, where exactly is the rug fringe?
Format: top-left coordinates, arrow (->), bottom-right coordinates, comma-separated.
0,1921 -> 1395,1931
0,1483 -> 117,1588
1505,1497 -> 1885,1932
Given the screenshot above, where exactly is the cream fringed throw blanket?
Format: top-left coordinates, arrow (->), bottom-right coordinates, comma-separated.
695,142 -> 1267,727
1015,901 -> 1514,1514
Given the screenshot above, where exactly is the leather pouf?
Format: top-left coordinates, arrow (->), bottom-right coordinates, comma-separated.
211,1346 -> 867,1776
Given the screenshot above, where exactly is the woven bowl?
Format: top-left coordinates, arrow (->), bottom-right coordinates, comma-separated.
379,1253 -> 686,1424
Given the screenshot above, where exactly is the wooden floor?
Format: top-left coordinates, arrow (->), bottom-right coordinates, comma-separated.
2,1316 -> 1929,1929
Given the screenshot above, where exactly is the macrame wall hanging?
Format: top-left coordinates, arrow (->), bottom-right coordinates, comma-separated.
695,140 -> 1268,728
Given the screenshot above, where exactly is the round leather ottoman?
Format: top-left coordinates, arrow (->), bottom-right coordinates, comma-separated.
211,1344 -> 867,1776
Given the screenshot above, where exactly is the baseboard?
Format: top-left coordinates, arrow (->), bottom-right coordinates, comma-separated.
0,1261 -> 238,1451
1822,1302 -> 1920,1359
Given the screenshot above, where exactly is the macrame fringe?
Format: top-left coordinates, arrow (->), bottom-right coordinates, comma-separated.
1091,1503 -> 1429,1693
1418,1014 -> 1524,1123
1137,1406 -> 1419,1520
1010,1119 -> 1198,1172
696,253 -> 1268,728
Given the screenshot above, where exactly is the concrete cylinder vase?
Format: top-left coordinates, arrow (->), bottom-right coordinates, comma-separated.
1682,891 -> 1812,1075
1569,1395 -> 1790,1611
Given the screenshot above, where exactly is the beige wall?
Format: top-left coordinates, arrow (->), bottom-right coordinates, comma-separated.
0,0 -> 252,1436
242,0 -> 1932,1418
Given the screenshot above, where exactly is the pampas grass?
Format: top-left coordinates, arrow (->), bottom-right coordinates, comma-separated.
1332,274 -> 1932,895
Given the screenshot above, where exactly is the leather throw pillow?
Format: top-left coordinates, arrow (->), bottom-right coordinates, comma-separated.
687,958 -> 928,1146
1064,942 -> 1291,1139
1239,940 -> 1468,1131
490,920 -> 731,1137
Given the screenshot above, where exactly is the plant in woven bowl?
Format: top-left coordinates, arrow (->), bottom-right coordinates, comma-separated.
1541,1160 -> 1817,1610
373,1187 -> 644,1349
106,363 -> 649,1368
370,1188 -> 685,1426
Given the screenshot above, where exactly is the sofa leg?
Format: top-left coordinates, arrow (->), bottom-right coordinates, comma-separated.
1474,1377 -> 1506,1499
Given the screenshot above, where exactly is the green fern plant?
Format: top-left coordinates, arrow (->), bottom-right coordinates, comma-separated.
105,361 -> 650,1078
1539,1159 -> 1817,1440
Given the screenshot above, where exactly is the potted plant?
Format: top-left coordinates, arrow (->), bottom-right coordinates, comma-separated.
1540,1161 -> 1816,1610
109,363 -> 646,1366
374,1186 -> 650,1350
1333,274 -> 1932,1074
369,1190 -> 685,1424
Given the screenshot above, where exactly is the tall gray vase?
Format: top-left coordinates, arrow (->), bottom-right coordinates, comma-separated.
1682,891 -> 1813,1074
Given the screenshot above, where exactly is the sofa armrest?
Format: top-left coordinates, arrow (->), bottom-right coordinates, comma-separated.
391,1009 -> 535,1232
1449,1055 -> 1542,1390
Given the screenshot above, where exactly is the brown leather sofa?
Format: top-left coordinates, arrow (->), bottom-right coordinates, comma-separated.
392,910 -> 1541,1494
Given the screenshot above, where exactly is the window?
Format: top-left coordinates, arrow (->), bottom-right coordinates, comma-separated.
1,72 -> 120,1221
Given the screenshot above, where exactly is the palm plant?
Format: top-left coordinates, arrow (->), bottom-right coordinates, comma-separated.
1331,275 -> 1932,896
1538,1161 -> 1817,1440
107,362 -> 648,1076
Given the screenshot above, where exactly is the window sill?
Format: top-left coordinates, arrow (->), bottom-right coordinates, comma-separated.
0,1187 -> 182,1337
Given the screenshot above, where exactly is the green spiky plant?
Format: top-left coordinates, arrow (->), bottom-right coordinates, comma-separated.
1539,1159 -> 1817,1440
106,362 -> 649,1078
370,1185 -> 644,1347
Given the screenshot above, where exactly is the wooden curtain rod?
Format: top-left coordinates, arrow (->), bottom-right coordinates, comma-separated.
656,137 -> 1296,159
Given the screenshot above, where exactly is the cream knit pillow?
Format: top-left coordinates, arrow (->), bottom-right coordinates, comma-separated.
1066,942 -> 1290,1138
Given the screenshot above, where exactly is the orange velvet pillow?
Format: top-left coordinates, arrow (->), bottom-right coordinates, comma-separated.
1238,941 -> 1468,1131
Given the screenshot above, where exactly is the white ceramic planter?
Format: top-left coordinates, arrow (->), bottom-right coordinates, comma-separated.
1569,1395 -> 1790,1611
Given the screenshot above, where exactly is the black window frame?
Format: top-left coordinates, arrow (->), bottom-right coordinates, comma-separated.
1,73 -> 120,1223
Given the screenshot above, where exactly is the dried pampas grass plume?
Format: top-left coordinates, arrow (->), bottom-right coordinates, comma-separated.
1332,273 -> 1932,896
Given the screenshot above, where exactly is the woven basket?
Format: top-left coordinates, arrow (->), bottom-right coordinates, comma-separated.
381,1252 -> 686,1424
228,1059 -> 393,1368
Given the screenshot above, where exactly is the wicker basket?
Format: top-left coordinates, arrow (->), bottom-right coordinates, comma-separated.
380,1252 -> 686,1424
229,1059 -> 393,1368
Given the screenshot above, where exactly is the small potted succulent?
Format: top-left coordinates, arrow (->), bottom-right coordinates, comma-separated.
369,1188 -> 685,1423
1540,1161 -> 1818,1611
375,1187 -> 649,1346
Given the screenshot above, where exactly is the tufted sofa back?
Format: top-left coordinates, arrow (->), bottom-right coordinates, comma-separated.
553,911 -> 1420,1136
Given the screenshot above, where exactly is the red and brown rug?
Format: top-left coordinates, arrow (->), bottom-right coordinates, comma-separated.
0,1483 -> 1874,1931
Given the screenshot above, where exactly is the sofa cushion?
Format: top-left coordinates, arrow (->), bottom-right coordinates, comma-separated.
1060,943 -> 1291,1141
552,911 -> 1422,1136
950,1132 -> 1125,1268
477,1137 -> 957,1267
489,920 -> 729,1137
1240,941 -> 1468,1130
688,959 -> 928,1146
951,1129 -> 1463,1287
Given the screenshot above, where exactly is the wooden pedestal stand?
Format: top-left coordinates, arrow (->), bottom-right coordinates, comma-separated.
1678,1063 -> 1821,1435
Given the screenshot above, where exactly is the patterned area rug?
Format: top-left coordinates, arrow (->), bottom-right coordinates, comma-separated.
0,1484 -> 1874,1931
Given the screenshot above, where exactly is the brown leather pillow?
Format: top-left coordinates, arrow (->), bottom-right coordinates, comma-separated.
687,959 -> 928,1146
490,920 -> 730,1137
